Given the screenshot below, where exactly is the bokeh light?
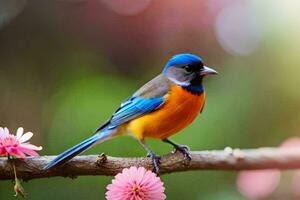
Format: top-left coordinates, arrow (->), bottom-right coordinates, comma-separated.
214,1 -> 262,56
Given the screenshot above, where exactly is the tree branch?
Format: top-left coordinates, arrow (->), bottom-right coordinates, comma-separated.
1,147 -> 300,181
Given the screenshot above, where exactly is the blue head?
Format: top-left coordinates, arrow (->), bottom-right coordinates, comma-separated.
163,54 -> 217,89
164,53 -> 204,71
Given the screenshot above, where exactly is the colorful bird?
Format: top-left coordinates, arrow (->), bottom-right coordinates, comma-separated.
44,53 -> 217,173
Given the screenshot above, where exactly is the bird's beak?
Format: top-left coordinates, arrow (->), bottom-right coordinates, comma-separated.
200,66 -> 218,76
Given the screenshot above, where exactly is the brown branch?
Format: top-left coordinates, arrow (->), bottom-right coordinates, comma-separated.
1,147 -> 300,181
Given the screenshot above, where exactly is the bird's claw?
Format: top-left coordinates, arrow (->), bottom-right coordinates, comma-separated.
172,144 -> 191,163
147,152 -> 161,174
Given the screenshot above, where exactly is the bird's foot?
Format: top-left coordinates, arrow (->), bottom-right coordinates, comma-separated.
172,144 -> 191,163
147,152 -> 161,174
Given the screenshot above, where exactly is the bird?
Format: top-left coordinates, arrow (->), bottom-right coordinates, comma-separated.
44,53 -> 218,173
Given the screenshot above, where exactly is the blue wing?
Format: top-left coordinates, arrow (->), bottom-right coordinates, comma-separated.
45,74 -> 171,170
106,96 -> 164,129
95,74 -> 172,132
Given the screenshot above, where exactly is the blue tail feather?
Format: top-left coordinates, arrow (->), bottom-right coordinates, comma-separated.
44,130 -> 114,170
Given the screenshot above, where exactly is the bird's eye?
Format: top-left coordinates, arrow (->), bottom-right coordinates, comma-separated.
183,65 -> 193,73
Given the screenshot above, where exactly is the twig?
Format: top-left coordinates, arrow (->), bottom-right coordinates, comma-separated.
1,147 -> 300,181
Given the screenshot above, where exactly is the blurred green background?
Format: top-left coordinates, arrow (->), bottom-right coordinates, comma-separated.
1,0 -> 300,199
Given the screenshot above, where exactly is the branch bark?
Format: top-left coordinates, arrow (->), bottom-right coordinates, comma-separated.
1,147 -> 300,181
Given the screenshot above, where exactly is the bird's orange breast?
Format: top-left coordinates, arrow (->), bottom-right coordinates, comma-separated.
128,85 -> 205,140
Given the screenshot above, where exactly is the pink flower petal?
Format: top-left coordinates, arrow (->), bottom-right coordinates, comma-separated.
20,143 -> 42,151
0,127 -> 10,138
18,147 -> 40,156
0,127 -> 4,137
4,127 -> 9,136
280,137 -> 300,148
237,170 -> 281,199
0,147 -> 6,156
16,127 -> 24,140
15,149 -> 27,158
5,147 -> 26,158
19,132 -> 33,143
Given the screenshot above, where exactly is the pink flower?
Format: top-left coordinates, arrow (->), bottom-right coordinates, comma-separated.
0,127 -> 42,158
237,169 -> 281,199
237,137 -> 300,199
106,166 -> 166,200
